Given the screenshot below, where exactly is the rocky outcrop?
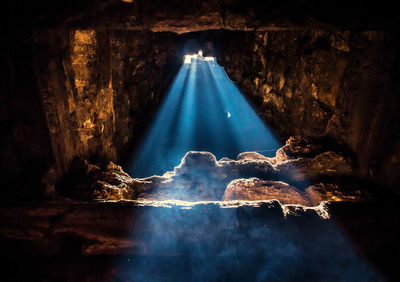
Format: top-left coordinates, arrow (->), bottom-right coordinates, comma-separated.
130,147 -> 359,204
273,136 -> 327,161
11,15 -> 392,193
33,30 -> 181,176
217,30 -> 400,192
222,178 -> 310,205
305,183 -> 369,206
59,137 -> 367,205
275,151 -> 353,183
30,27 -> 399,195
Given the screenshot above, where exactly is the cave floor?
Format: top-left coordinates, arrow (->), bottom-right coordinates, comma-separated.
1,198 -> 399,281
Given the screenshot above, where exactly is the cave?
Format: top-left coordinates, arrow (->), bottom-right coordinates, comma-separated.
1,0 -> 400,281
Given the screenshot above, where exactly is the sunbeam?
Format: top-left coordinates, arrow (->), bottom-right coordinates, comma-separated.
130,53 -> 280,177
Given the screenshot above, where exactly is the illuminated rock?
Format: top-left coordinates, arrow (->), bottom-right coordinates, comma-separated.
133,151 -> 277,201
275,136 -> 326,160
305,183 -> 369,206
237,152 -> 270,160
83,139 -> 360,204
223,178 -> 310,205
275,151 -> 353,183
93,162 -> 135,201
176,151 -> 219,171
26,27 -> 399,195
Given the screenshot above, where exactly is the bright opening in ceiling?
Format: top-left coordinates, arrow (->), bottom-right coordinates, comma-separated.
129,51 -> 280,178
184,50 -> 215,66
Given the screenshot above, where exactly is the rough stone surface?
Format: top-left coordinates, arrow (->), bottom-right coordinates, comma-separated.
305,183 -> 369,206
222,178 -> 310,205
61,137 -> 367,205
33,30 -> 181,176
274,136 -> 327,161
275,150 -> 353,183
4,0 -> 396,32
30,28 -> 400,195
217,30 -> 400,191
1,0 -> 399,197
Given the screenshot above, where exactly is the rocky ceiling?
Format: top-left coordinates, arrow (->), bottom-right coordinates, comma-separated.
2,0 -> 399,32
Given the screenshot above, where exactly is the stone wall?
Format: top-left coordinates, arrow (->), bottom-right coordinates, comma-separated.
1,0 -> 399,195
216,30 -> 400,190
33,29 -> 181,176
2,27 -> 398,194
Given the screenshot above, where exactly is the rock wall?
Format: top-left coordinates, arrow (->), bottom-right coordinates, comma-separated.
33,29 -> 181,176
216,30 -> 400,190
2,27 -> 398,195
1,0 -> 399,195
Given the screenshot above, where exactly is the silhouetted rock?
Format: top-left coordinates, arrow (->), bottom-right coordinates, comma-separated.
85,138 -> 364,205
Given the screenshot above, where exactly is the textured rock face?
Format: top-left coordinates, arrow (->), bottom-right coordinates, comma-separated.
222,178 -> 310,205
63,137 -> 367,206
33,30 -> 181,175
1,0 -> 399,196
217,30 -> 400,191
275,151 -> 353,183
5,0 -> 396,32
29,28 -> 400,195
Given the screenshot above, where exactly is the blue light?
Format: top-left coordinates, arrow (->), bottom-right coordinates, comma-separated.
129,56 -> 280,177
122,54 -> 379,282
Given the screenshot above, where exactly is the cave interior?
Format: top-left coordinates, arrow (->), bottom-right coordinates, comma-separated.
1,0 -> 400,281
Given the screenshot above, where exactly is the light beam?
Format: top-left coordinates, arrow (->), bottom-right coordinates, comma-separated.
129,54 -> 280,177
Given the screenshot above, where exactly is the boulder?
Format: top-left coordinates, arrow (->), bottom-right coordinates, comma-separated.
75,137 -> 357,205
223,178 -> 310,206
237,152 -> 270,160
275,151 -> 353,183
270,136 -> 326,164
